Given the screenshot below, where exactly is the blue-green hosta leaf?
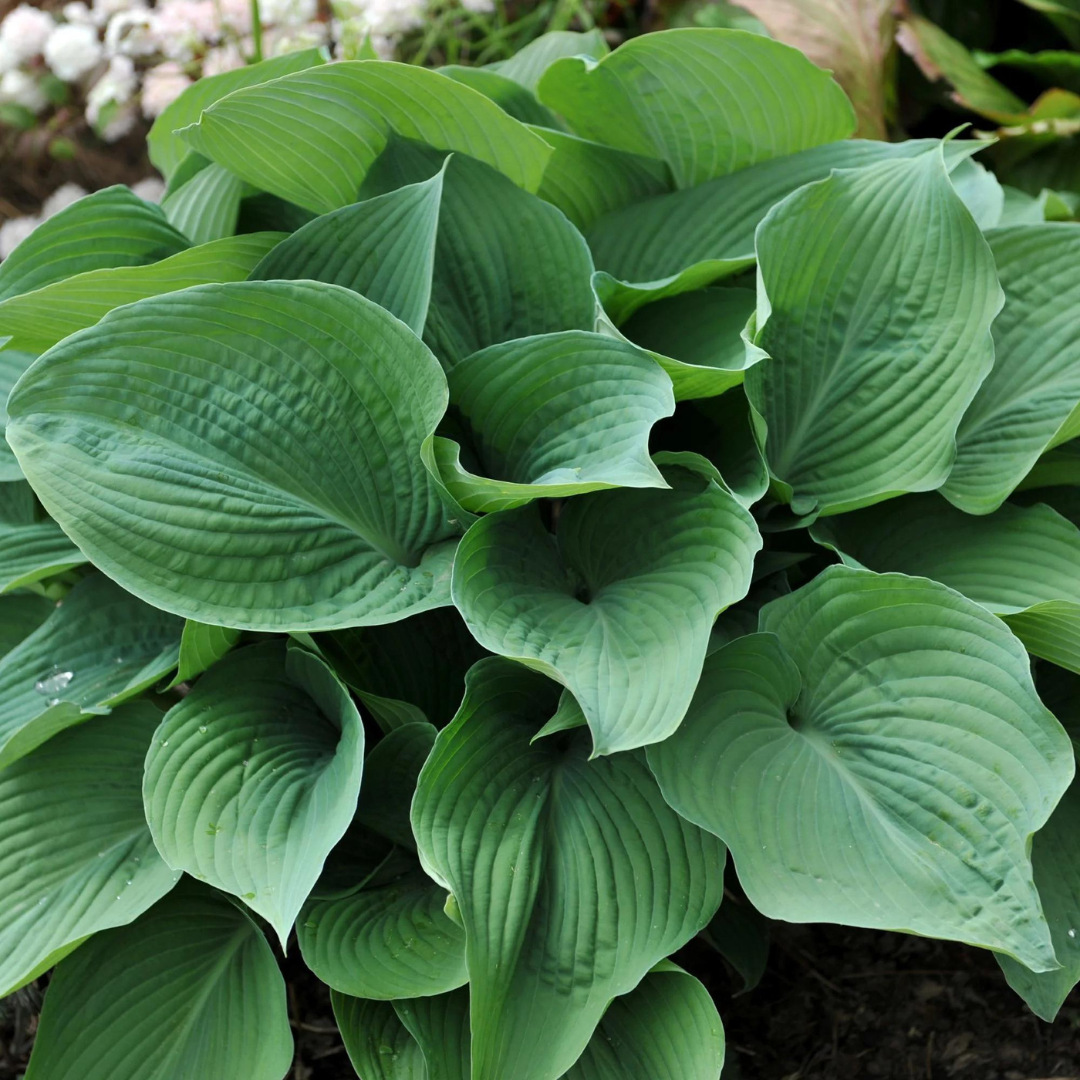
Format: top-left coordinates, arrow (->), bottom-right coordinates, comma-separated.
0,349 -> 35,481
298,722 -> 467,998
488,28 -> 610,90
147,47 -> 327,179
949,157 -> 1005,228
438,67 -> 559,127
359,142 -> 597,369
0,574 -> 183,769
586,139 -> 980,317
250,165 -> 443,334
999,778 -> 1080,1021
332,995 -> 429,1080
317,608 -> 485,732
162,163 -> 248,245
0,479 -> 36,523
0,594 -> 51,659
0,703 -> 180,996
0,511 -> 86,593
144,641 -> 364,944
452,478 -> 760,755
537,28 -> 855,188
648,566 -> 1074,972
165,621 -> 242,690
813,495 -> 1080,674
531,127 -> 672,231
412,659 -> 726,1080
0,185 -> 187,302
942,225 -> 1080,513
182,61 -> 553,214
393,991 -> 470,1080
8,280 -> 460,631
700,888 -> 770,994
429,331 -> 673,513
0,232 -> 283,354
615,287 -> 757,400
23,883 -> 292,1080
744,147 -> 1002,516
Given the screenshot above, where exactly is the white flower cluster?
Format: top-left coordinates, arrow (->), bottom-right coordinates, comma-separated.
0,0 -> 498,142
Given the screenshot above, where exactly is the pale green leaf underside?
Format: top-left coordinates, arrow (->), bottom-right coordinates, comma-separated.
250,166 -> 444,335
165,620 -> 242,689
537,28 -> 855,188
0,233 -> 283,354
813,495 -> 1080,673
144,642 -> 364,943
451,482 -> 761,755
24,884 -> 292,1080
745,148 -> 1002,516
942,224 -> 1080,513
181,61 -> 553,214
0,704 -> 180,997
0,573 -> 183,769
0,185 -> 187,303
8,280 -> 459,631
147,47 -> 327,178
648,566 -> 1073,972
432,330 -> 674,512
998,776 -> 1080,1021
412,659 -> 726,1080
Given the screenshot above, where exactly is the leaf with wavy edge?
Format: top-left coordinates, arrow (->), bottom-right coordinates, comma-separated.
332,995 -> 429,1080
537,28 -> 855,189
648,566 -> 1074,972
0,703 -> 180,997
0,185 -> 187,303
24,883 -> 292,1080
452,475 -> 760,755
813,494 -> 1080,674
250,165 -> 444,334
428,330 -> 673,513
942,225 -> 1080,513
0,574 -> 182,770
181,61 -> 552,214
144,641 -> 364,944
439,66 -> 558,126
8,280 -> 460,631
0,232 -> 283,354
744,146 -> 1002,516
412,658 -> 726,1080
488,29 -> 609,91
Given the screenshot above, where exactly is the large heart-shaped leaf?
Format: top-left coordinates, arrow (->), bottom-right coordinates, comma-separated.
942,225 -> 1080,513
0,573 -> 183,769
0,233 -> 283,354
8,280 -> 460,631
0,185 -> 187,303
813,495 -> 1080,673
648,566 -> 1074,972
147,47 -> 327,179
585,139 -> 976,315
358,142 -> 597,369
412,659 -> 726,1080
429,330 -> 674,513
298,723 -> 468,999
181,61 -> 553,214
452,474 -> 760,755
250,165 -> 444,335
744,146 -> 1002,516
144,640 -> 364,944
23,883 -> 292,1080
0,702 -> 180,996
537,28 -> 855,188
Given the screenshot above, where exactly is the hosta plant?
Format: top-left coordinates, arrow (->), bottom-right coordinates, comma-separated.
1,24 -> 1080,1080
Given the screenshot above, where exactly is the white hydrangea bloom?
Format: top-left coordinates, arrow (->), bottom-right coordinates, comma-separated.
202,41 -> 246,76
141,60 -> 192,118
104,9 -> 159,58
152,0 -> 219,60
0,5 -> 55,64
44,22 -> 104,81
62,3 -> 94,25
92,0 -> 143,28
260,0 -> 319,26
263,21 -> 327,56
459,0 -> 495,12
0,215 -> 40,260
131,175 -> 166,203
0,68 -> 48,113
42,182 -> 88,218
86,52 -> 138,140
219,0 -> 253,36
